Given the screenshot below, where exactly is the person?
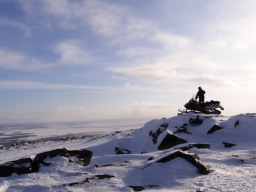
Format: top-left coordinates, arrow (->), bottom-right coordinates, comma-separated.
195,86 -> 205,104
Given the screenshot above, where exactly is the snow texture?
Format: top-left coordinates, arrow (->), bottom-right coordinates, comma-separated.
0,112 -> 256,191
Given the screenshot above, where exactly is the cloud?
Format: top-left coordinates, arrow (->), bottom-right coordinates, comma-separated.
55,40 -> 91,65
185,74 -> 238,88
0,81 -> 108,90
117,47 -> 157,57
0,48 -> 53,72
109,61 -> 237,88
128,101 -> 174,119
109,62 -> 178,83
0,80 -> 162,92
0,17 -> 31,37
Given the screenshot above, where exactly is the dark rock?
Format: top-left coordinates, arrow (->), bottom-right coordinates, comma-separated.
0,148 -> 92,177
149,124 -> 168,144
64,178 -> 91,186
189,115 -> 203,125
222,142 -> 236,148
115,147 -> 131,155
160,122 -> 168,128
94,164 -> 114,168
33,148 -> 92,171
179,143 -> 210,151
235,120 -> 239,127
207,124 -> 223,134
0,158 -> 33,177
174,127 -> 191,134
157,150 -> 210,175
128,186 -> 145,191
157,132 -> 187,150
96,174 -> 115,179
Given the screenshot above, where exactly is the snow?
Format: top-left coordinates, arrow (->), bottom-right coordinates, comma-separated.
0,113 -> 256,191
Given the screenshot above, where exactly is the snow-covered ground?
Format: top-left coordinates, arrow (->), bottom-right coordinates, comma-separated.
0,113 -> 256,192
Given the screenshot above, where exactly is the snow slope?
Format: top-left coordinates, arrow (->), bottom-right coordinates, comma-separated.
0,113 -> 256,191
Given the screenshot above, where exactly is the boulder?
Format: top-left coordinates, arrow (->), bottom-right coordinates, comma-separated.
0,148 -> 92,177
96,174 -> 115,179
189,115 -> 203,125
179,143 -> 210,151
157,150 -> 210,175
33,148 -> 92,171
235,120 -> 239,127
207,124 -> 223,134
115,147 -> 131,155
222,142 -> 236,148
0,158 -> 33,177
127,186 -> 145,191
149,123 -> 168,144
157,132 -> 187,150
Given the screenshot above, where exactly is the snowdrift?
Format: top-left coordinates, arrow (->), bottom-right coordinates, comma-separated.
0,113 -> 256,191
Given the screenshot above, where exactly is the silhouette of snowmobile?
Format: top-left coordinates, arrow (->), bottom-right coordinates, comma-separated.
178,98 -> 224,115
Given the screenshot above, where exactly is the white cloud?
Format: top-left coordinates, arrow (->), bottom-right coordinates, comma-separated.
185,74 -> 238,88
0,80 -> 162,92
55,41 -> 91,65
0,81 -> 109,90
108,61 -> 238,88
0,48 -> 53,72
0,17 -> 31,37
117,47 -> 157,57
109,62 -> 178,83
150,32 -> 191,49
128,101 -> 175,119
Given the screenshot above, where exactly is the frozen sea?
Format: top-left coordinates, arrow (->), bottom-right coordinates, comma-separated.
0,118 -> 147,147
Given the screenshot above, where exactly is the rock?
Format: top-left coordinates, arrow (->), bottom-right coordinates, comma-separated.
0,148 -> 92,177
96,174 -> 115,179
179,143 -> 210,151
33,148 -> 92,171
115,147 -> 131,155
189,115 -> 203,125
157,132 -> 187,150
0,158 -> 33,177
174,127 -> 191,134
149,123 -> 168,144
127,186 -> 145,191
222,142 -> 236,148
207,124 -> 223,134
157,150 -> 210,175
235,120 -> 239,127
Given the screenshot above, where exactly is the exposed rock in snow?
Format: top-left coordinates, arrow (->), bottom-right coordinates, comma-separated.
207,124 -> 223,134
157,131 -> 187,150
115,147 -> 132,155
1,112 -> 256,191
222,142 -> 236,148
0,148 -> 92,177
156,150 -> 210,175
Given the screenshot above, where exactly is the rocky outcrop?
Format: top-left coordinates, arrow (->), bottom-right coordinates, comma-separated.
0,158 -> 33,177
115,147 -> 131,155
149,123 -> 168,144
179,143 -> 210,151
174,123 -> 191,134
157,132 -> 187,150
207,124 -> 223,134
0,148 -> 92,177
156,150 -> 210,175
189,115 -> 204,125
222,142 -> 236,148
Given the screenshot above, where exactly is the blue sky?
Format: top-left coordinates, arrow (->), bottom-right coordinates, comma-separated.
0,0 -> 256,123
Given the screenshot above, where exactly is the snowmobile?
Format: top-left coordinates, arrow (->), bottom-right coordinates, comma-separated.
178,98 -> 224,115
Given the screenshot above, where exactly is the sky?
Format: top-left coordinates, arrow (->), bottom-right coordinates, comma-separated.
0,0 -> 256,123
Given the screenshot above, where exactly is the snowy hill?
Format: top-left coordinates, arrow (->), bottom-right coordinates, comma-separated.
0,113 -> 256,192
